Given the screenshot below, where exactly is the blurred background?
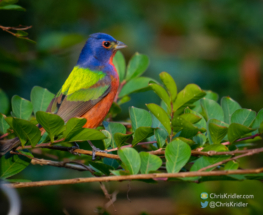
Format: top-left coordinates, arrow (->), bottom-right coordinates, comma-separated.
1,0 -> 263,214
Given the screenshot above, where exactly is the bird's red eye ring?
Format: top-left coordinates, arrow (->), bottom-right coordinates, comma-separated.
102,41 -> 111,48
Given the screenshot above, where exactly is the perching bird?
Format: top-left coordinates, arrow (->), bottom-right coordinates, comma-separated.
0,33 -> 127,157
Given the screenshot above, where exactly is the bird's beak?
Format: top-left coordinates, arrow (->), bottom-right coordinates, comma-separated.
115,41 -> 127,50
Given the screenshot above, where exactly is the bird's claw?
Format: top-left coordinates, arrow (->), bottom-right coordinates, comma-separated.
91,145 -> 107,161
69,142 -> 80,156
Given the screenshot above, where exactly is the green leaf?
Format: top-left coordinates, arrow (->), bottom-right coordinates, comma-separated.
231,109 -> 256,127
111,170 -> 130,176
165,139 -> 191,173
12,118 -> 41,147
126,53 -> 149,81
200,98 -> 224,121
221,97 -> 241,124
102,130 -> 111,149
114,132 -> 133,148
30,86 -> 55,114
103,121 -> 126,148
129,107 -> 152,131
4,117 -> 13,128
63,117 -> 86,140
89,161 -> 114,175
224,161 -> 239,170
117,96 -> 130,105
180,113 -> 201,124
208,119 -> 228,144
36,111 -> 64,142
155,128 -> 168,148
191,145 -> 230,171
113,51 -> 126,83
184,107 -> 206,130
139,152 -> 162,174
0,114 -> 9,134
159,72 -> 177,102
228,123 -> 255,143
63,118 -> 104,142
12,95 -> 33,120
149,83 -> 171,113
132,126 -> 155,147
172,116 -> 200,138
0,89 -> 9,114
103,157 -> 119,169
108,102 -> 121,118
146,103 -> 171,134
252,109 -> 263,134
0,0 -> 18,7
65,129 -> 106,142
204,90 -> 218,101
0,4 -> 25,11
173,84 -> 206,114
118,148 -> 141,175
193,133 -> 206,146
0,152 -> 30,179
119,77 -> 157,97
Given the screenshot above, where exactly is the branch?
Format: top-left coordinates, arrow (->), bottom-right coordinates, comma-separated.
198,147 -> 263,172
107,141 -> 157,152
10,151 -> 94,172
10,167 -> 263,188
221,133 -> 260,145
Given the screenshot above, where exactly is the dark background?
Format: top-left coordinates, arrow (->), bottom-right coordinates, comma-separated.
1,0 -> 263,214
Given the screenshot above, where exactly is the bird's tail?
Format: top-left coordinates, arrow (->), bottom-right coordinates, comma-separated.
0,137 -> 20,156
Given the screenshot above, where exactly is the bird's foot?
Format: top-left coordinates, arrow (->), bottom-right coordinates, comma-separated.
69,142 -> 81,156
91,145 -> 107,161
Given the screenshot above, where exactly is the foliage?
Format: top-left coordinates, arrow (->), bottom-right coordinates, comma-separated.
1,51 -> 263,185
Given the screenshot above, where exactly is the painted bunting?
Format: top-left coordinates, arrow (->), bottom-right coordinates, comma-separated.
0,33 -> 127,156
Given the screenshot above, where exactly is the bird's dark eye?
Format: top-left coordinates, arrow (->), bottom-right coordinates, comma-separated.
103,41 -> 111,48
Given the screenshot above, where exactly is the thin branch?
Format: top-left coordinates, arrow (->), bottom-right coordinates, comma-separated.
10,151 -> 94,172
10,167 -> 263,188
221,133 -> 260,145
198,147 -> 263,172
107,141 -> 157,152
0,132 -> 9,139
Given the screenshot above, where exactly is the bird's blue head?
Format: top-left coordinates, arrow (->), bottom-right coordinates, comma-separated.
77,33 -> 127,68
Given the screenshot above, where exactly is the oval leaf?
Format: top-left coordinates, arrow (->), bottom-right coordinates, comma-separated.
228,123 -> 255,143
36,111 -> 64,142
200,98 -> 224,122
30,86 -> 54,114
126,53 -> 149,81
146,103 -> 171,134
221,97 -> 241,124
118,148 -> 141,175
0,89 -> 9,114
12,95 -> 33,120
0,153 -> 31,179
132,126 -> 155,147
165,139 -> 191,173
139,152 -> 162,174
13,118 -> 41,147
231,109 -> 256,127
103,121 -> 126,148
129,107 -> 152,131
159,72 -> 177,102
0,114 -> 9,134
119,77 -> 157,97
173,84 -> 206,114
149,83 -> 171,113
113,51 -> 126,83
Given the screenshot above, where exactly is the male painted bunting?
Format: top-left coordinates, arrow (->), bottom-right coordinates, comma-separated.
0,33 -> 127,157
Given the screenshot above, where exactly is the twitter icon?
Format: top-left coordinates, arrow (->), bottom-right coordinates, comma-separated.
201,201 -> 209,208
